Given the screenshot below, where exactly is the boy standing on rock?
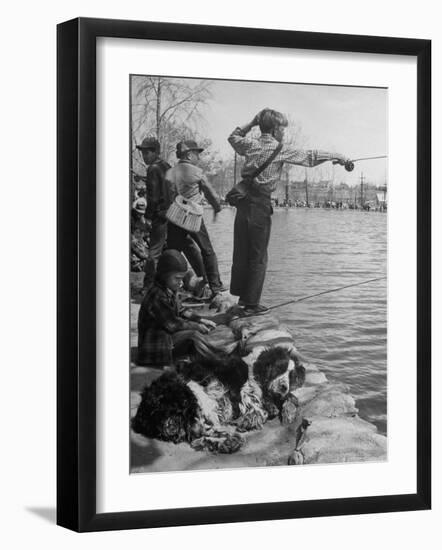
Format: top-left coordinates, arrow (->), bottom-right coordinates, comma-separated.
228,108 -> 350,314
166,140 -> 226,297
134,137 -> 204,293
134,137 -> 173,291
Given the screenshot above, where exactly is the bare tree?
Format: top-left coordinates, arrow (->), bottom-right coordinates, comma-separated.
131,76 -> 213,170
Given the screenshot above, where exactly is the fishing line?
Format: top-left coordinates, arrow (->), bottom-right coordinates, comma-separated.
232,276 -> 387,320
265,276 -> 386,312
350,155 -> 388,162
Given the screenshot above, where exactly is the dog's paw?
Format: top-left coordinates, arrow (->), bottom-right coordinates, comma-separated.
190,432 -> 243,454
218,433 -> 243,454
264,400 -> 280,420
280,394 -> 299,424
235,409 -> 267,431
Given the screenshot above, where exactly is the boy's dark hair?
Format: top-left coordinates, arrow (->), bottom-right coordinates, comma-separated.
258,108 -> 288,133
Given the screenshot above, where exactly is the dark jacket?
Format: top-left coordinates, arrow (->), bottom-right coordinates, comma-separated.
145,159 -> 173,221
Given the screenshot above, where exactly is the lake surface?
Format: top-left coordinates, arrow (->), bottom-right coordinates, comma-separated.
205,207 -> 387,435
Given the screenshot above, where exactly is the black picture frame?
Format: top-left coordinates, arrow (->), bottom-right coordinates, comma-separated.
57,17 -> 431,532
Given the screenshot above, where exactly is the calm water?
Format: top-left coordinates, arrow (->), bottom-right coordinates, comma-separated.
205,207 -> 387,435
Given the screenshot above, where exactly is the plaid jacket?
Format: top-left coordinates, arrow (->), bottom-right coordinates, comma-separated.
137,281 -> 201,366
228,128 -> 338,196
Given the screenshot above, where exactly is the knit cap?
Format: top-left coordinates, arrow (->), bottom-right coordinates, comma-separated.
156,250 -> 188,280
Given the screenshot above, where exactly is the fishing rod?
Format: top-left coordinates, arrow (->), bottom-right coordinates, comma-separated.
333,155 -> 388,172
227,276 -> 387,321
265,276 -> 386,312
350,155 -> 388,163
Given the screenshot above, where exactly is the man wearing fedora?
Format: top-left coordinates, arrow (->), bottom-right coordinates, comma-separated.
135,136 -> 211,294
166,140 -> 225,296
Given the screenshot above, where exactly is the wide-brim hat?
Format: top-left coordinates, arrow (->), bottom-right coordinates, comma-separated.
136,137 -> 160,152
176,140 -> 204,158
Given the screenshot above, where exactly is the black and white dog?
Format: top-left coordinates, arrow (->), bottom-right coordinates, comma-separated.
132,347 -> 305,453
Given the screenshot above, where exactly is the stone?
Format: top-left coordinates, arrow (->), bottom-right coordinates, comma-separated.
293,385 -> 321,406
301,383 -> 358,419
229,314 -> 280,338
244,328 -> 294,352
299,416 -> 387,464
304,370 -> 328,386
205,324 -> 238,354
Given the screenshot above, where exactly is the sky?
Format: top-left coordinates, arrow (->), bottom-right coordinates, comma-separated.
197,78 -> 388,186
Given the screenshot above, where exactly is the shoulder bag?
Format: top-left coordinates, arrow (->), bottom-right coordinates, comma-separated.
225,142 -> 283,207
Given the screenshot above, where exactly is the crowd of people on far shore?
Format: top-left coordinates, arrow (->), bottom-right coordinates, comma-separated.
131,108 -> 356,368
270,198 -> 387,210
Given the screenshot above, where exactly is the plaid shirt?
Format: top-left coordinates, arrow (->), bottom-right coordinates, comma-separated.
228,127 -> 338,196
137,281 -> 201,366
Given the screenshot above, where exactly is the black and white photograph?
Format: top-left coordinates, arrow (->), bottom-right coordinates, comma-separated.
129,74 -> 388,473
0,0 -> 437,542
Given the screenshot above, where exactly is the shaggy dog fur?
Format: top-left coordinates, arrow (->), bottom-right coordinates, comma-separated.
132,347 -> 306,453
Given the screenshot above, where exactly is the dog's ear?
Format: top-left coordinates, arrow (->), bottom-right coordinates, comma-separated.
289,347 -> 309,366
131,384 -> 162,437
253,347 -> 291,388
253,350 -> 271,387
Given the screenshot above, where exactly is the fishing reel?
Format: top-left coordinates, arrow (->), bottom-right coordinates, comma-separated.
333,155 -> 387,172
332,159 -> 354,172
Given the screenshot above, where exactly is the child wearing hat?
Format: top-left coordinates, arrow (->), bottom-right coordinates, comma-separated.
137,249 -> 216,367
134,137 -> 173,291
134,137 -> 208,295
166,140 -> 225,297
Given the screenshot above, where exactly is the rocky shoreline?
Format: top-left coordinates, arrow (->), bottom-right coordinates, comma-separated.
130,280 -> 386,473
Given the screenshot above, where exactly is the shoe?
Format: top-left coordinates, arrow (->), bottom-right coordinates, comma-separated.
193,279 -> 208,298
162,365 -> 176,373
244,304 -> 269,314
211,284 -> 227,295
238,299 -> 246,307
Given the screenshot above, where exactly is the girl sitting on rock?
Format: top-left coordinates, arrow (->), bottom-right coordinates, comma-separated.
137,249 -> 217,367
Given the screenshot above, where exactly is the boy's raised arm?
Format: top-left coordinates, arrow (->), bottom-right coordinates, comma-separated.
228,116 -> 258,155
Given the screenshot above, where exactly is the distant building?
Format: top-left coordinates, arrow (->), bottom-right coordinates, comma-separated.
273,178 -> 387,207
